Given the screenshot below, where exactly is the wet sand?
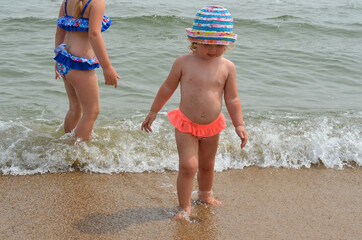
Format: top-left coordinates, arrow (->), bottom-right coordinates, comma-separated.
1,167 -> 361,240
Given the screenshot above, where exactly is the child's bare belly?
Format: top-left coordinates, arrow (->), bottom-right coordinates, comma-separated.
179,98 -> 222,125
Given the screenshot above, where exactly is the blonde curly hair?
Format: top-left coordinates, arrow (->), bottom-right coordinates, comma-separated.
189,42 -> 198,52
188,42 -> 233,53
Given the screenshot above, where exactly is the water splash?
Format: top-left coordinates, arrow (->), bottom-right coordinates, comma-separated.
1,111 -> 361,175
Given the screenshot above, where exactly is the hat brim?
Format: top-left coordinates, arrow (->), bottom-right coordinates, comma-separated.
186,28 -> 237,45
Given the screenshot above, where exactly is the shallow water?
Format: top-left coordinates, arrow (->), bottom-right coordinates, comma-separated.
0,0 -> 361,174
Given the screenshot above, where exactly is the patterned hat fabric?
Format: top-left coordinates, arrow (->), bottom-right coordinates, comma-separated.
186,5 -> 238,45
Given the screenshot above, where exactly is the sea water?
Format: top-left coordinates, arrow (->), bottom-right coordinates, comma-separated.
0,0 -> 361,175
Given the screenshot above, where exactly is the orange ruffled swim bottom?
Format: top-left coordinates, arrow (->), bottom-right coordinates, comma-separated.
167,108 -> 227,138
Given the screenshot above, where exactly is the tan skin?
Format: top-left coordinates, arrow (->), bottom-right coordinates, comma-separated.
141,43 -> 247,220
55,0 -> 120,141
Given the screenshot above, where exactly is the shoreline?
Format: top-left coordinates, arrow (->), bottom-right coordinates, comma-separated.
1,167 -> 361,239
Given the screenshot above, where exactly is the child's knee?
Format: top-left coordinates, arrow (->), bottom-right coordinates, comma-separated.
68,104 -> 82,118
70,103 -> 82,113
93,107 -> 100,117
179,164 -> 198,178
198,165 -> 214,175
84,107 -> 100,120
89,110 -> 100,121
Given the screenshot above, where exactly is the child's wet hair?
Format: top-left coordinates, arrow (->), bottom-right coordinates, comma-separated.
74,0 -> 83,19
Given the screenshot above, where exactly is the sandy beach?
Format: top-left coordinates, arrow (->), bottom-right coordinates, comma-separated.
1,167 -> 361,240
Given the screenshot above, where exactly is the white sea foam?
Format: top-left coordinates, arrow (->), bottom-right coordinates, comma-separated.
0,112 -> 361,175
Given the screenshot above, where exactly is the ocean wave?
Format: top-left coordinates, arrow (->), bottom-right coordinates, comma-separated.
232,17 -> 362,38
0,15 -> 189,28
1,111 -> 361,175
1,15 -> 189,24
0,16 -> 54,24
2,14 -> 361,38
265,15 -> 302,21
111,15 -> 191,28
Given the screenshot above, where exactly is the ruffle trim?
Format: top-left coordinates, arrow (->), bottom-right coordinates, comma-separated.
57,16 -> 111,32
167,108 -> 226,138
54,44 -> 100,71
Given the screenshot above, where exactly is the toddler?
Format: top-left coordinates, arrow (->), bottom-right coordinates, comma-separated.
141,5 -> 247,220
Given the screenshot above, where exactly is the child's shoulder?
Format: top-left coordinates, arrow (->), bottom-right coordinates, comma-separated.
221,57 -> 236,71
172,53 -> 194,66
221,57 -> 235,66
175,53 -> 194,61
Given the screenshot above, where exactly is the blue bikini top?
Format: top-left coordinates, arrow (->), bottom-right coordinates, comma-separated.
57,0 -> 111,32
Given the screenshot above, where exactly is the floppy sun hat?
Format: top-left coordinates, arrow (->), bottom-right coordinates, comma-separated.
186,5 -> 238,45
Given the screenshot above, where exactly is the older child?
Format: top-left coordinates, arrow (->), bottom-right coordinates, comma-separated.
141,5 -> 247,220
54,0 -> 120,141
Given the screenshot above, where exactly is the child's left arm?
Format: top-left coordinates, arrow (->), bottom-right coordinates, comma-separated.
224,61 -> 247,149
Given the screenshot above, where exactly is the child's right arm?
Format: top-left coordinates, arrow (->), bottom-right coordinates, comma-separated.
55,1 -> 66,48
54,1 -> 67,79
88,0 -> 120,88
141,56 -> 183,133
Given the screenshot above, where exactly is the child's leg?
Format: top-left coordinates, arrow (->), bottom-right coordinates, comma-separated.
175,129 -> 199,219
197,133 -> 221,205
63,78 -> 82,133
67,69 -> 100,141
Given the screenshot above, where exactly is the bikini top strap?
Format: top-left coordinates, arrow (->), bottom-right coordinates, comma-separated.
64,0 -> 68,16
81,0 -> 93,17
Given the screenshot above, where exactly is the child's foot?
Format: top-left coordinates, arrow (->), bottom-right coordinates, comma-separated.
198,191 -> 222,206
174,208 -> 191,221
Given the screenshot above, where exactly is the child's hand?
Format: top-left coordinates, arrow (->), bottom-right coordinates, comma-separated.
141,111 -> 157,133
103,66 -> 120,88
55,63 -> 61,79
235,126 -> 247,149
